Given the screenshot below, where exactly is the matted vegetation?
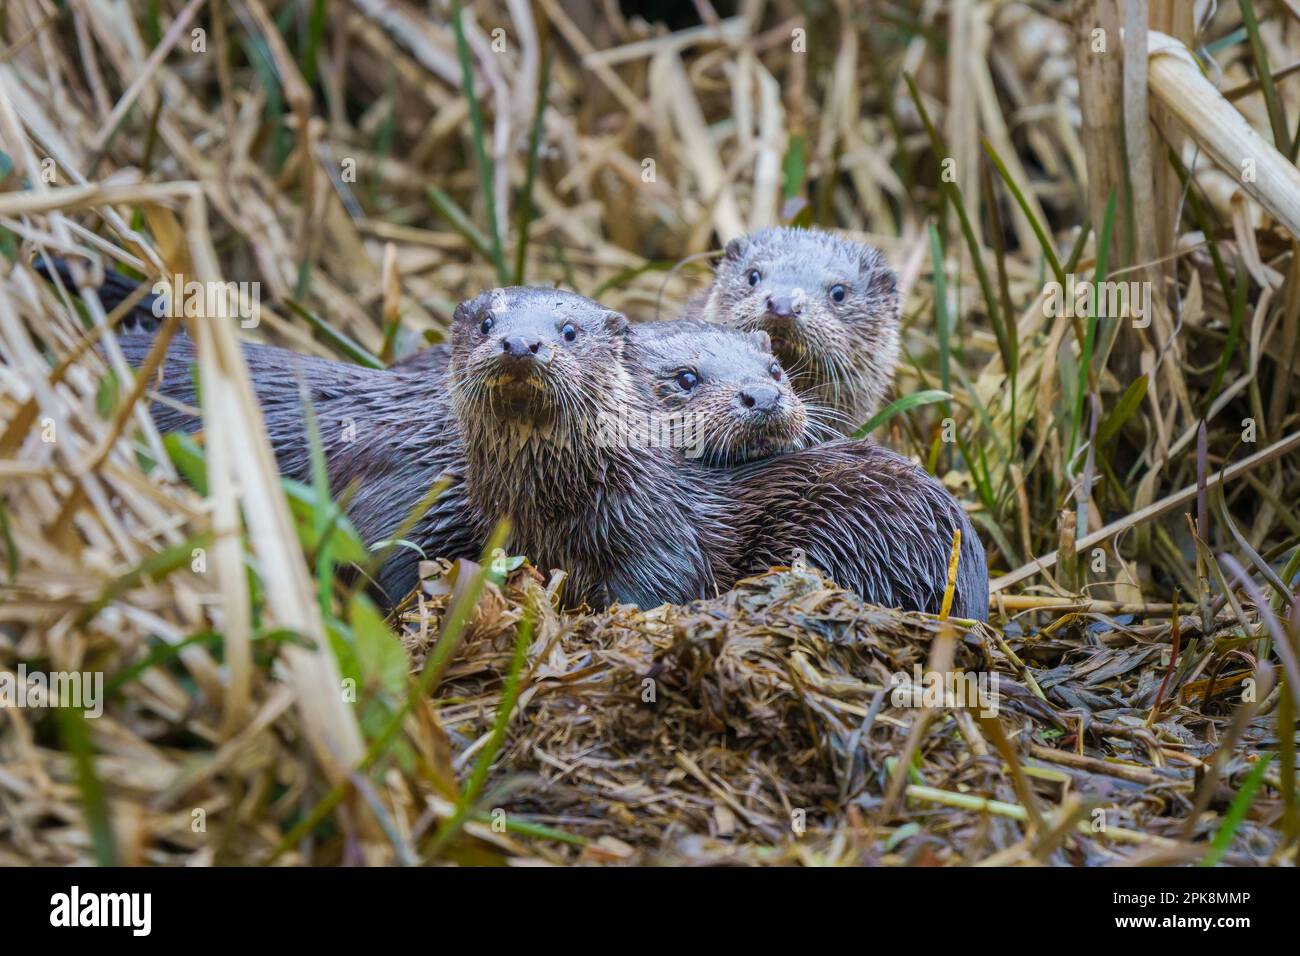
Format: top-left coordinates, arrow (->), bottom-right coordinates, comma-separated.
0,0 -> 1296,865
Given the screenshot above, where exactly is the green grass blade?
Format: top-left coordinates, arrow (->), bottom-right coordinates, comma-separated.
1095,373 -> 1148,449
1071,187 -> 1116,459
427,603 -> 535,856
591,259 -> 675,300
904,73 -> 1014,376
1237,1 -> 1290,155
426,185 -> 498,265
104,629 -> 307,697
1206,257 -> 1248,413
470,810 -> 587,846
0,500 -> 17,582
57,705 -> 119,865
263,521 -> 510,864
981,137 -> 1065,288
513,51 -> 552,285
298,369 -> 334,616
782,133 -> 807,200
358,477 -> 450,590
281,298 -> 384,369
302,0 -> 328,86
852,389 -> 952,438
929,224 -> 950,403
76,531 -> 215,628
143,0 -> 162,46
1200,752 -> 1274,866
450,0 -> 508,284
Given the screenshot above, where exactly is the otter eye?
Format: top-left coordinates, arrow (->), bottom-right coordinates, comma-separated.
479,316 -> 494,335
770,362 -> 782,381
747,269 -> 761,287
562,323 -> 577,342
830,284 -> 847,303
676,370 -> 699,391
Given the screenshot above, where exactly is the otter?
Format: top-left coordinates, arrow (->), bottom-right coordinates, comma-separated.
638,325 -> 988,621
687,227 -> 901,432
447,292 -> 985,618
447,287 -> 740,608
32,256 -> 159,334
121,307 -> 983,619
386,314 -> 835,465
40,235 -> 901,432
103,291 -> 808,608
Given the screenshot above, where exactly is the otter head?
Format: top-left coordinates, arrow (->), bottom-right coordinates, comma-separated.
705,227 -> 901,428
635,321 -> 807,466
449,286 -> 630,440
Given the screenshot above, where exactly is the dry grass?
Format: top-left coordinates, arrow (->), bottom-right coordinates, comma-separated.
0,0 -> 1296,865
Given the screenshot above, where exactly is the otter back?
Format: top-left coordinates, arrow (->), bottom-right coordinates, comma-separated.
117,333 -> 480,605
732,439 -> 989,621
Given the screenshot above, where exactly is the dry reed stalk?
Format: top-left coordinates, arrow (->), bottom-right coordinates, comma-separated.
1074,0 -> 1127,247
652,51 -> 746,243
1147,30 -> 1300,238
1147,0 -> 1195,261
1124,0 -> 1157,268
947,0 -> 982,237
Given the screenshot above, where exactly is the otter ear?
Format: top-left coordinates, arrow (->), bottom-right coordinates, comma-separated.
603,311 -> 629,336
723,236 -> 747,261
452,300 -> 471,325
860,248 -> 898,296
869,264 -> 898,299
749,329 -> 772,354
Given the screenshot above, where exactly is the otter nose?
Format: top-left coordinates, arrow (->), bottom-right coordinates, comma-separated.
739,383 -> 781,413
765,293 -> 800,319
500,335 -> 542,359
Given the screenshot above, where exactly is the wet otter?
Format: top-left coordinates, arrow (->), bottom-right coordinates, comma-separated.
389,318 -> 833,466
432,307 -> 972,620
448,287 -> 741,608
688,227 -> 902,431
42,234 -> 901,432
641,328 -> 988,621
106,297 -> 808,608
447,291 -> 982,616
119,310 -> 982,618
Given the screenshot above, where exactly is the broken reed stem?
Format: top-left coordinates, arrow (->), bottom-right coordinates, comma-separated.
993,595 -> 1177,614
1057,508 -> 1078,592
1147,30 -> 1300,239
939,528 -> 962,620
